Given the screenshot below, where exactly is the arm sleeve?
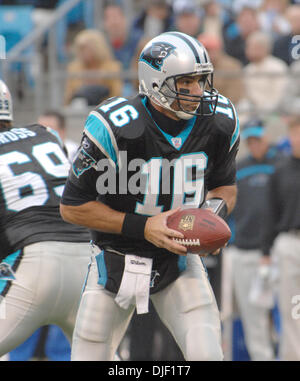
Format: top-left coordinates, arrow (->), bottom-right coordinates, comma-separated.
61,171 -> 99,206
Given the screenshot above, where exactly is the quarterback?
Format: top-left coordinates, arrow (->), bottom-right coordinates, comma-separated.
60,32 -> 240,361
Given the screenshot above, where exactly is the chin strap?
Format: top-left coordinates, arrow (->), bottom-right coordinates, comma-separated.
175,110 -> 195,120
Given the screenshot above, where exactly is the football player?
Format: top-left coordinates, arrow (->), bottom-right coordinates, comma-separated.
0,80 -> 91,356
60,32 -> 240,361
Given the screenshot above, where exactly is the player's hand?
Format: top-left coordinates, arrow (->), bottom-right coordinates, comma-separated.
144,208 -> 188,256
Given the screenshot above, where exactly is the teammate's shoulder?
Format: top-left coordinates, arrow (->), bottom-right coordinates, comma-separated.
85,94 -> 146,140
25,123 -> 55,135
29,123 -> 64,146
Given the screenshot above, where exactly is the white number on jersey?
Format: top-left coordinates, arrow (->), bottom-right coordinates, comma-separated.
0,142 -> 70,212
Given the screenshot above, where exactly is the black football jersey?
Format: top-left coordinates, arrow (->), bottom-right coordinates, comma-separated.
62,94 -> 240,258
0,124 -> 90,261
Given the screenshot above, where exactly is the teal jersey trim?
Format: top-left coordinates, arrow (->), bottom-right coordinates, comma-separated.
177,255 -> 187,273
141,97 -> 196,150
84,113 -> 118,167
46,127 -> 64,148
230,104 -> 240,150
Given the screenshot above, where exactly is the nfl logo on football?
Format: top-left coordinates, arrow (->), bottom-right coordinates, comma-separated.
0,296 -> 6,319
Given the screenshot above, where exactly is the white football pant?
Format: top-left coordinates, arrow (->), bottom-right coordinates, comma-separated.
71,253 -> 223,361
0,241 -> 91,356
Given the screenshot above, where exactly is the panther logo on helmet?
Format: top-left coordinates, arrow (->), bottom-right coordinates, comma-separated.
139,42 -> 176,71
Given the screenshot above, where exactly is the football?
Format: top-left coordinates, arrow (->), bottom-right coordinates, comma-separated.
167,208 -> 231,255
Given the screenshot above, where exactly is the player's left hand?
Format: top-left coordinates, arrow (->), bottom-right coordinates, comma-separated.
144,208 -> 188,256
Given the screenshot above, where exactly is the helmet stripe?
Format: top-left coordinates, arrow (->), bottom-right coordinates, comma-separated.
167,32 -> 205,64
195,39 -> 208,63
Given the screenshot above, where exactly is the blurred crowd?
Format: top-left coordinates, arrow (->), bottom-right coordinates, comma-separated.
1,0 -> 300,119
68,0 -> 300,119
59,0 -> 300,120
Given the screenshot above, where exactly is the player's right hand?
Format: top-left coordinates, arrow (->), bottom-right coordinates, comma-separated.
144,208 -> 188,256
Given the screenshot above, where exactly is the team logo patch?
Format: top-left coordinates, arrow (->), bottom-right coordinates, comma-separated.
0,263 -> 16,281
140,42 -> 176,71
72,148 -> 96,178
171,137 -> 182,149
179,215 -> 195,231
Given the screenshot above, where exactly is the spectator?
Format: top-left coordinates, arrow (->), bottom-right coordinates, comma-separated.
273,4 -> 300,65
102,1 -> 142,96
223,6 -> 260,65
262,115 -> 300,361
131,0 -> 173,39
130,36 -> 152,92
201,0 -> 224,38
64,29 -> 122,106
285,59 -> 300,114
258,0 -> 291,39
223,119 -> 282,360
173,0 -> 203,38
232,0 -> 263,14
198,33 -> 244,105
38,110 -> 78,161
243,31 -> 288,114
102,2 -> 141,71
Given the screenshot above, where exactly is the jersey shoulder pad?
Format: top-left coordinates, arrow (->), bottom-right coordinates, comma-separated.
83,96 -> 146,168
93,95 -> 146,139
213,93 -> 240,151
31,123 -> 66,148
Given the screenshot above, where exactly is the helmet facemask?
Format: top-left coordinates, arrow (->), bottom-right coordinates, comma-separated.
156,72 -> 218,120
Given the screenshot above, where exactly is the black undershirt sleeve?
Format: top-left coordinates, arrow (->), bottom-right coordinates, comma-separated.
61,176 -> 98,206
206,137 -> 239,190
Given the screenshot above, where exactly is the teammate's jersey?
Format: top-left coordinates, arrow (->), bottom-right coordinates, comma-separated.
62,94 -> 240,258
0,124 -> 90,260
